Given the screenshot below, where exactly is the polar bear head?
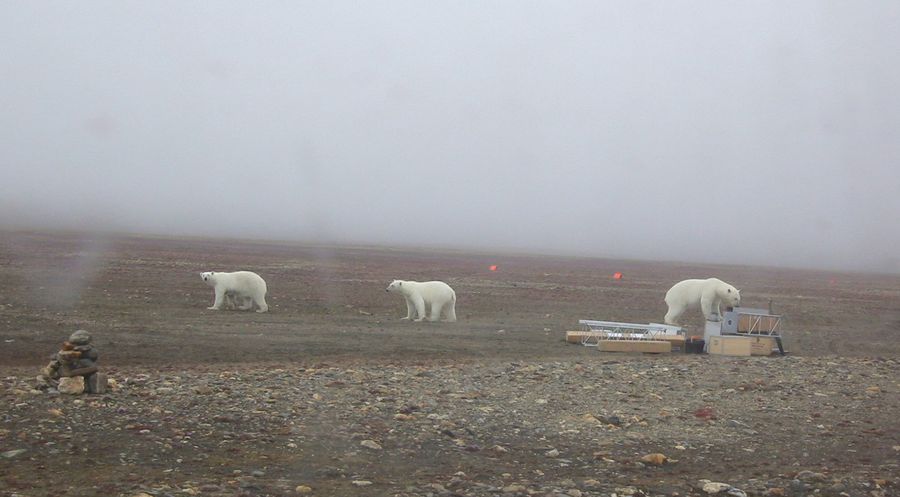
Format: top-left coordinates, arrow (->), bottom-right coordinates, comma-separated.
719,283 -> 741,307
200,271 -> 218,287
386,280 -> 405,293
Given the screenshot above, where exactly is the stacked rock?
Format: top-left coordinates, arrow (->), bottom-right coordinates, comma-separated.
40,330 -> 107,394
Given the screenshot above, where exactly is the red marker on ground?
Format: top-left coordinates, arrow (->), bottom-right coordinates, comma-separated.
489,265 -> 498,272
613,272 -> 623,280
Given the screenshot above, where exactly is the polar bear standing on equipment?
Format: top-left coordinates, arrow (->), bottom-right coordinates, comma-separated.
664,278 -> 740,324
201,271 -> 268,313
386,280 -> 457,322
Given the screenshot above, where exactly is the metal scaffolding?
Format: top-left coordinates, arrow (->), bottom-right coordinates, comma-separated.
577,320 -> 683,347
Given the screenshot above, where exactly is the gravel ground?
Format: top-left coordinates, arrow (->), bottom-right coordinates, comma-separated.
1,232 -> 898,497
2,356 -> 898,497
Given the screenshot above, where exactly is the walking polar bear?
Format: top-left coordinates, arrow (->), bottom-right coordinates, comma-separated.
386,280 -> 457,322
664,277 -> 740,325
201,271 -> 268,313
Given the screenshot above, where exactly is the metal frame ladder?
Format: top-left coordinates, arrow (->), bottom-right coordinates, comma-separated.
577,320 -> 684,347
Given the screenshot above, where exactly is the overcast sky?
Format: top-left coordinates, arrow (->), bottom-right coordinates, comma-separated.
1,1 -> 898,272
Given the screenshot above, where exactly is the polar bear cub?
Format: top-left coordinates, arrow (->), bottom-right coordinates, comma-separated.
664,277 -> 740,324
201,271 -> 268,313
386,280 -> 457,322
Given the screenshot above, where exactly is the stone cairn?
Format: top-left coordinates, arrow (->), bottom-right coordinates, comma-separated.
39,330 -> 107,395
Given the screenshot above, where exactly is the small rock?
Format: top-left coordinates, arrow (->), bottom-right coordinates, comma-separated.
502,484 -> 527,493
352,480 -> 372,486
581,413 -> 600,423
614,487 -> 639,496
58,376 -> 84,395
828,483 -> 848,494
238,476 -> 260,489
796,471 -> 827,482
295,485 -> 313,494
703,482 -> 732,494
694,407 -> 717,420
360,440 -> 382,450
87,372 -> 107,394
251,470 -> 265,477
604,415 -> 623,426
582,479 -> 601,488
546,448 -> 560,458
2,449 -> 27,459
640,453 -> 668,465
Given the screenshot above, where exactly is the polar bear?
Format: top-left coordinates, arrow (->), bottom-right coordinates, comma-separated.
386,280 -> 457,322
664,277 -> 740,324
201,271 -> 268,313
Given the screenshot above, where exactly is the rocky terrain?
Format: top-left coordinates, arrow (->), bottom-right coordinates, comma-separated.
3,356 -> 898,497
1,232 -> 898,497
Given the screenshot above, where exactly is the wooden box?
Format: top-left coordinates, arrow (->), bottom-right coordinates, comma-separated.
566,331 -> 683,350
708,336 -> 777,356
708,336 -> 752,356
660,334 -> 686,349
598,340 -> 671,353
566,331 -> 600,344
748,336 -> 777,356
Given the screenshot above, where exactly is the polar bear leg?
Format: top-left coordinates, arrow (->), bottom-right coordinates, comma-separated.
412,296 -> 426,322
237,295 -> 253,311
254,295 -> 268,313
664,304 -> 683,325
400,297 -> 414,320
429,300 -> 444,322
209,288 -> 226,310
700,295 -> 720,321
444,298 -> 457,322
222,293 -> 235,310
228,294 -> 242,310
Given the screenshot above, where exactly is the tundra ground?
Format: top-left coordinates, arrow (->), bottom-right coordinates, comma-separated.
1,232 -> 897,497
